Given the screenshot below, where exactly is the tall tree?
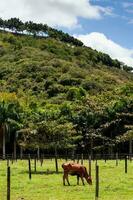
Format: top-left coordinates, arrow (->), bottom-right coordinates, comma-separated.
0,100 -> 21,159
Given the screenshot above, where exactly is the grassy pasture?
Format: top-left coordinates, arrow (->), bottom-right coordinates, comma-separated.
0,158 -> 132,200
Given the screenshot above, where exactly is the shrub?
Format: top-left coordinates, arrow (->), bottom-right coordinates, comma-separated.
67,87 -> 86,101
82,80 -> 103,92
3,35 -> 17,45
47,84 -> 65,97
59,75 -> 81,86
0,46 -> 5,56
74,48 -> 82,56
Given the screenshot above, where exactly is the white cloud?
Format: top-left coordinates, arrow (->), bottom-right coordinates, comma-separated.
0,0 -> 112,28
75,32 -> 133,67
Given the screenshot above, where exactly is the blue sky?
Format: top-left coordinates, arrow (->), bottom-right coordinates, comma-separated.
0,0 -> 133,66
69,0 -> 133,49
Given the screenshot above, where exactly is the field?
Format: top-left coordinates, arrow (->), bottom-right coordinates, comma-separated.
0,158 -> 133,200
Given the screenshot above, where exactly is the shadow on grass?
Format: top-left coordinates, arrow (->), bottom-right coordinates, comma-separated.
63,184 -> 83,187
19,170 -> 63,175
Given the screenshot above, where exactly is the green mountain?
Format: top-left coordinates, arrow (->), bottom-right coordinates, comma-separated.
0,24 -> 133,155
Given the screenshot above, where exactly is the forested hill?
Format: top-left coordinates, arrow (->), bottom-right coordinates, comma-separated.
0,19 -> 133,154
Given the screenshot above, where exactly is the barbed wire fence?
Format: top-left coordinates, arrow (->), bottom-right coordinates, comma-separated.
0,153 -> 132,200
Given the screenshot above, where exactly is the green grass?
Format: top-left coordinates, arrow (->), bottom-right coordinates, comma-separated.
0,159 -> 133,200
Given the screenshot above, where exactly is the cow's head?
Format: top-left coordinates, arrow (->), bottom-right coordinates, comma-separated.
87,176 -> 92,185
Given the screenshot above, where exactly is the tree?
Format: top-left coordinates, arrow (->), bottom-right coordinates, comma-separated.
0,18 -> 4,29
20,118 -> 77,155
0,99 -> 21,159
6,18 -> 24,33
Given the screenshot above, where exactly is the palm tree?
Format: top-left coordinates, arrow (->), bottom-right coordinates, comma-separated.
0,101 -> 20,159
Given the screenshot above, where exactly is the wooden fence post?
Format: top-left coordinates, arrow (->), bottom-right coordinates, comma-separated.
37,147 -> 40,160
11,153 -> 13,164
95,165 -> 99,200
7,159 -> 9,167
20,146 -> 23,160
116,152 -> 118,166
55,154 -> 58,173
77,155 -> 79,164
72,149 -> 75,162
40,158 -> 43,166
28,157 -> 32,179
95,156 -> 98,166
125,156 -> 127,174
34,157 -> 37,172
65,150 -> 68,162
81,153 -> 83,165
13,136 -> 16,161
89,155 -> 91,177
7,166 -> 10,200
104,154 -> 107,163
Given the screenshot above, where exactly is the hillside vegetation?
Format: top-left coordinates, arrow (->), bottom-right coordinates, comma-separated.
0,20 -> 133,155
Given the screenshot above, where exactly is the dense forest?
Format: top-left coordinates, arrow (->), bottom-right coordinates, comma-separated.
0,18 -> 133,158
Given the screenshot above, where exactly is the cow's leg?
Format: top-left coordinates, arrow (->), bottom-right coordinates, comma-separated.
66,174 -> 70,186
63,173 -> 65,186
77,175 -> 79,185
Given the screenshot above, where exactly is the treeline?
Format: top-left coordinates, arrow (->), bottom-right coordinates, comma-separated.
0,92 -> 133,156
0,18 -> 132,71
0,17 -> 83,46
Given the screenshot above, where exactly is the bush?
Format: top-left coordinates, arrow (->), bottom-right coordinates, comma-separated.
74,48 -> 82,56
47,84 -> 65,97
0,46 -> 5,56
69,69 -> 86,79
59,75 -> 81,86
67,87 -> 86,101
3,35 -> 17,45
82,80 -> 103,92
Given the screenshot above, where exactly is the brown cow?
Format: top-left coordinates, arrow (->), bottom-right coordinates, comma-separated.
62,162 -> 92,186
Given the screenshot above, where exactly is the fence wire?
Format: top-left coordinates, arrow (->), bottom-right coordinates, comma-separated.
0,154 -> 133,200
